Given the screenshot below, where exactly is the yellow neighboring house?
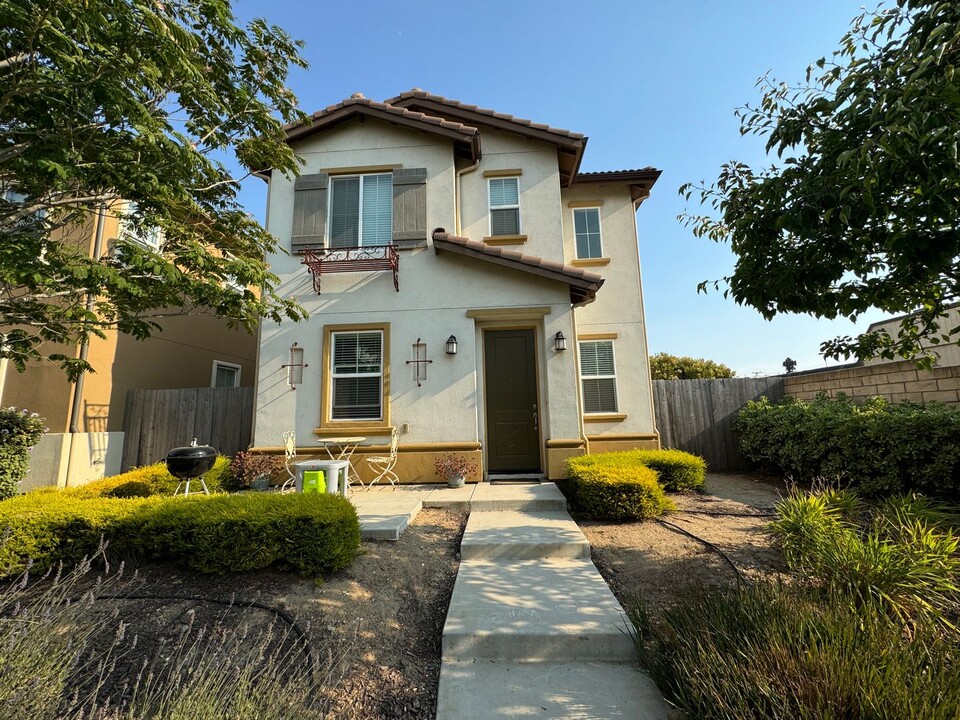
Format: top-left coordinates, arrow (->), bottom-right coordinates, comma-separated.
2,202 -> 258,491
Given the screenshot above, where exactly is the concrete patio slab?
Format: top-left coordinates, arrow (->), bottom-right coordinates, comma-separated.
443,559 -> 635,661
437,660 -> 670,720
423,483 -> 478,510
349,494 -> 425,541
469,482 -> 567,512
460,510 -> 590,560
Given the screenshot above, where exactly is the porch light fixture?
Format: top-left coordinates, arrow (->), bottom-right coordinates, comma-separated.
445,335 -> 458,355
554,331 -> 567,352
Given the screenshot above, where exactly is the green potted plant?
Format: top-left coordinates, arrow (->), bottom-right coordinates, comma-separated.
434,453 -> 477,489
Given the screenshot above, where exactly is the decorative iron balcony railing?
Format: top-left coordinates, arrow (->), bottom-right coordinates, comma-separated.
298,245 -> 399,294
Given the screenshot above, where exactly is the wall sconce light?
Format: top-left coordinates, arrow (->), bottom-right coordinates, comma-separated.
554,331 -> 567,352
445,335 -> 458,355
281,342 -> 308,390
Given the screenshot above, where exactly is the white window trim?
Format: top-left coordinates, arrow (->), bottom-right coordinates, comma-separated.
487,176 -> 521,236
573,207 -> 603,259
120,201 -> 163,250
211,360 -> 241,388
330,329 -> 384,422
578,339 -> 620,414
326,172 -> 393,248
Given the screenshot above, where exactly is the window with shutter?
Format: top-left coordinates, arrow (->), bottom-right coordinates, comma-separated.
579,340 -> 618,414
328,173 -> 393,248
331,330 -> 384,420
573,208 -> 603,259
488,177 -> 520,236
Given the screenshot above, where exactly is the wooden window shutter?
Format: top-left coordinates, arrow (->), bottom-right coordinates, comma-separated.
291,173 -> 328,247
392,168 -> 427,247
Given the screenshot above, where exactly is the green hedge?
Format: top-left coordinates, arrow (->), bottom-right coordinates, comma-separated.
567,449 -> 706,492
62,456 -> 234,498
565,453 -> 674,520
0,492 -> 359,577
735,394 -> 960,497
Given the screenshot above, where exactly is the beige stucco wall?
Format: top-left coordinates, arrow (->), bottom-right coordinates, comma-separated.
458,128 -> 564,259
254,118 -> 586,479
21,431 -> 124,491
561,184 -> 658,445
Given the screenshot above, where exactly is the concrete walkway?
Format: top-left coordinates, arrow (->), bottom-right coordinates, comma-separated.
433,483 -> 670,719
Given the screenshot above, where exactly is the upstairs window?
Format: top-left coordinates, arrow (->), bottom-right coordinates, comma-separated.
120,201 -> 162,250
211,361 -> 241,388
331,330 -> 384,420
488,177 -> 520,236
328,173 -> 393,248
579,340 -> 618,414
573,208 -> 603,259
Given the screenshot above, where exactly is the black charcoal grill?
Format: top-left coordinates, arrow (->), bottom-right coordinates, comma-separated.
166,439 -> 217,496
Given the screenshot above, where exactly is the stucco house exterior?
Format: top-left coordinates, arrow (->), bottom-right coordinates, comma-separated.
4,200 -> 258,490
251,90 -> 661,482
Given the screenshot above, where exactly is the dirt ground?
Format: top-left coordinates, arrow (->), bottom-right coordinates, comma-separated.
19,476 -> 788,717
65,508 -> 466,720
581,473 -> 788,615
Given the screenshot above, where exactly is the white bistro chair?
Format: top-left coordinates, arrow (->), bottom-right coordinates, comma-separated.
280,430 -> 297,493
365,426 -> 400,489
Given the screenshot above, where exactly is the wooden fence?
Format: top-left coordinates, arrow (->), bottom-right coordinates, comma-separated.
652,377 -> 784,471
122,386 -> 254,470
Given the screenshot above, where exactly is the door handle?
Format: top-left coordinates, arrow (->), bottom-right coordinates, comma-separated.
532,404 -> 538,430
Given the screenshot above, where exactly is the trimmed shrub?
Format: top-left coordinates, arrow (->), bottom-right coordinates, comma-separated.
632,582 -> 960,720
0,491 -> 360,577
0,407 -> 46,499
566,455 -> 673,520
631,449 -> 706,491
227,451 -> 284,490
735,394 -> 960,498
65,456 -> 233,498
128,493 -> 360,575
0,493 -> 162,575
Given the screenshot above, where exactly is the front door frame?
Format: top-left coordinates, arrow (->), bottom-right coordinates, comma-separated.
480,325 -> 544,477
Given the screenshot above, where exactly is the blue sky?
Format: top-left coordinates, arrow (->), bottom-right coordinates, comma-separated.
232,0 -> 884,377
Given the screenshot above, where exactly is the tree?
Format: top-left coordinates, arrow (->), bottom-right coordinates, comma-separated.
0,0 -> 309,379
782,357 -> 797,373
681,1 -> 960,368
650,353 -> 736,380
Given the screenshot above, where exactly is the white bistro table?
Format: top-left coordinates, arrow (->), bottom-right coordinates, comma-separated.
315,436 -> 366,488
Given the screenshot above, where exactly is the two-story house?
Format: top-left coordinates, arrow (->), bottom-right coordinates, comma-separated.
251,90 -> 661,482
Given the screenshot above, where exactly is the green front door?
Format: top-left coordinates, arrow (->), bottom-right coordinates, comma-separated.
483,329 -> 541,474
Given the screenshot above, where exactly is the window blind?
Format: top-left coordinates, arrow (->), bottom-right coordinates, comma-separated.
329,176 -> 360,248
331,331 -> 383,420
579,340 -> 618,413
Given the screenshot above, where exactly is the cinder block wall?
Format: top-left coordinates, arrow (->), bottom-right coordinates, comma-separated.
783,359 -> 960,405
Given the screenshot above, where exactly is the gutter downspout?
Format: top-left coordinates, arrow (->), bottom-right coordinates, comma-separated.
65,204 -> 107,485
455,159 -> 480,235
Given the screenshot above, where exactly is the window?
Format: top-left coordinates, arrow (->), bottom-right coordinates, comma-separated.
211,361 -> 241,388
488,177 -> 520,236
579,340 -> 618,414
573,208 -> 603,259
331,330 -> 384,420
120,201 -> 163,250
328,173 -> 393,248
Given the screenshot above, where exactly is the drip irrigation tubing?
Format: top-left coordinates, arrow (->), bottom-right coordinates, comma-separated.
654,518 -> 747,584
82,593 -> 313,662
673,509 -> 777,518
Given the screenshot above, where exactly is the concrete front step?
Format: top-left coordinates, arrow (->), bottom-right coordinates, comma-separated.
436,660 -> 670,720
460,510 -> 591,561
443,559 -> 636,662
467,481 -> 568,512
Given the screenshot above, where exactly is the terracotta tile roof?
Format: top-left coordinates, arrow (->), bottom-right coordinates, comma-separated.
574,168 -> 663,203
576,168 -> 661,180
283,93 -> 481,160
432,230 -> 603,306
386,89 -> 586,142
